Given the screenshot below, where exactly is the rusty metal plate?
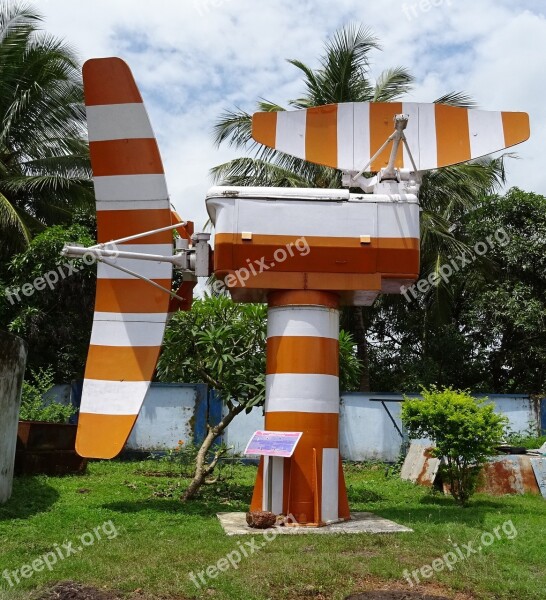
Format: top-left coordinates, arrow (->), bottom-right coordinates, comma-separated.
530,458 -> 546,498
477,455 -> 540,496
400,441 -> 440,487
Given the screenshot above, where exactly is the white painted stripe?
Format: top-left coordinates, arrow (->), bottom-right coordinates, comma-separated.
468,110 -> 504,159
262,456 -> 268,511
94,312 -> 168,323
265,374 -> 339,414
80,379 -> 149,415
276,110 -> 306,159
353,103 -> 371,172
402,103 -> 420,170
337,103 -> 354,171
377,202 -> 420,238
86,103 -> 154,142
321,448 -> 339,522
268,306 -> 339,340
232,198 -> 414,238
90,319 -> 166,347
97,243 -> 173,280
271,456 -> 284,514
93,174 -> 169,203
97,201 -> 169,212
262,456 -> 284,512
417,103 -> 438,170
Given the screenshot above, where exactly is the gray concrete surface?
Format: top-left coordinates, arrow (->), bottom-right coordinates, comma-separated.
0,332 -> 27,504
217,512 -> 413,535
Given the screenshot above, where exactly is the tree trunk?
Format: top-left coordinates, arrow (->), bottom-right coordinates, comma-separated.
182,403 -> 245,501
352,307 -> 370,392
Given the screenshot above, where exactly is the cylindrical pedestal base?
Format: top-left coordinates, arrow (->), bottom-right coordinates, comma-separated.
250,291 -> 350,526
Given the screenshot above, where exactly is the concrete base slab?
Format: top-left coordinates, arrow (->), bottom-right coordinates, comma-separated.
217,512 -> 413,535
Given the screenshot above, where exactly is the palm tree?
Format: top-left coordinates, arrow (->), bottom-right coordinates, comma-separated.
211,24 -> 506,390
0,2 -> 92,257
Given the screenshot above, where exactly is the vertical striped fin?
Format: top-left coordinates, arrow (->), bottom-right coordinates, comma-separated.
251,102 -> 530,172
77,58 -> 173,459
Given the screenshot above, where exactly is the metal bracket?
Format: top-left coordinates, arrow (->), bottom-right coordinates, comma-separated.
345,114 -> 422,195
61,224 -> 211,301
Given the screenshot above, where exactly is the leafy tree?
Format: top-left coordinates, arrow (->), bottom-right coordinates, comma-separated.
1,221 -> 96,381
211,23 -> 506,390
401,387 -> 507,506
367,188 -> 546,395
158,296 -> 267,500
461,188 -> 546,393
0,2 -> 92,258
157,294 -> 362,500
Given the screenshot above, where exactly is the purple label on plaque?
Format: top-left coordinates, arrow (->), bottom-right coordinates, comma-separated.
244,431 -> 302,457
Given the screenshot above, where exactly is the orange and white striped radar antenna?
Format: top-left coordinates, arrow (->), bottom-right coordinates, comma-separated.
252,102 -> 530,174
76,58 -> 176,459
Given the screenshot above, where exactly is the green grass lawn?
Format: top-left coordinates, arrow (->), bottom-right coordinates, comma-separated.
0,460 -> 544,600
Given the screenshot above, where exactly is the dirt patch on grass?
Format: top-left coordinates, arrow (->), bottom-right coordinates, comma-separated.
34,582 -> 191,600
346,576 -> 475,600
346,593 -> 450,599
36,582 -> 121,600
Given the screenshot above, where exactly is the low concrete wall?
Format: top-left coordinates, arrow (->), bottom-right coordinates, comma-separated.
223,393 -> 540,462
126,384 -> 204,451
0,332 -> 27,504
67,382 -> 544,461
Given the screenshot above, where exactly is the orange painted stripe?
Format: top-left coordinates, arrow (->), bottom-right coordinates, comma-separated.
83,58 -> 143,106
370,102 -> 403,171
225,273 -> 385,299
252,112 -> 278,148
305,105 -> 338,168
171,210 -> 193,240
213,234 -> 419,280
265,413 -> 339,455
215,233 -> 419,249
502,112 -> 530,148
305,272 -> 383,291
94,279 -> 172,313
435,104 -> 471,168
250,456 -> 265,511
169,280 -> 196,312
89,139 -> 164,177
312,448 -> 320,524
268,290 -> 339,309
76,412 -> 137,459
97,209 -> 172,244
85,345 -> 160,381
267,336 -> 339,376
338,455 -> 351,519
265,411 -> 339,523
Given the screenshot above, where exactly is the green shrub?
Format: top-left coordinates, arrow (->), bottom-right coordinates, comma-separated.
401,387 -> 508,506
504,425 -> 546,450
19,367 -> 76,423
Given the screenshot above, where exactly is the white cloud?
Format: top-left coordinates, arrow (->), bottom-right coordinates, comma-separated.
38,0 -> 543,230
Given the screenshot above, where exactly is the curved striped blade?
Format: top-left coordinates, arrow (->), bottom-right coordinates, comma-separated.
252,102 -> 530,172
77,58 -> 173,459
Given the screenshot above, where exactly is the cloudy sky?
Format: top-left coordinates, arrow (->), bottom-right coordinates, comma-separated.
39,0 -> 545,229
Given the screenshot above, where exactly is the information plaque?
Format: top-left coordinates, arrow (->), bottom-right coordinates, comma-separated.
244,430 -> 302,458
